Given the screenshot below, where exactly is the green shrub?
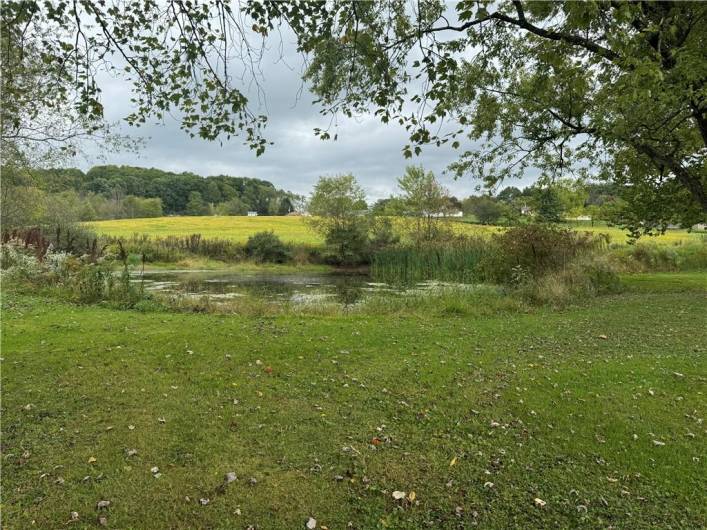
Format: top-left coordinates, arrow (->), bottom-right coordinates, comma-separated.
1,240 -> 43,281
72,261 -> 114,303
323,224 -> 370,265
245,231 -> 290,263
2,238 -> 148,307
480,224 -> 605,283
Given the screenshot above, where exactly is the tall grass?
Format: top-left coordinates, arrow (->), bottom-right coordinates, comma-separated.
106,233 -> 324,265
608,240 -> 707,272
372,238 -> 486,284
371,225 -> 624,307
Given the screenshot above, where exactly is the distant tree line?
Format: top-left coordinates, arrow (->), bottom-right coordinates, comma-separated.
372,178 -> 623,227
1,164 -> 300,229
461,180 -> 623,226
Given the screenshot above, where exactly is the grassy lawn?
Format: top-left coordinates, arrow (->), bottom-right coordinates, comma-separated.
621,271 -> 707,292
2,283 -> 706,529
88,215 -> 703,246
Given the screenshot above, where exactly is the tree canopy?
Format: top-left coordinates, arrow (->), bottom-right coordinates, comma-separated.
307,174 -> 370,263
250,1 -> 706,233
2,1 -> 705,234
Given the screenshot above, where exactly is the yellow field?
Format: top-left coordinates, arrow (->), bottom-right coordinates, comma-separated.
88,215 -> 703,245
89,215 -> 323,244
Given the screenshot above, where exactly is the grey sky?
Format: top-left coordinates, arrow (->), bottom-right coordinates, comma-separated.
86,24 -> 536,201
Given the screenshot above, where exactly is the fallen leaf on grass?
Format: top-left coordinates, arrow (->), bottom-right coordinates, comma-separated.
450,456 -> 457,467
306,517 -> 317,529
88,457 -> 97,464
392,491 -> 406,500
652,440 -> 666,446
96,500 -> 110,509
534,498 -> 546,508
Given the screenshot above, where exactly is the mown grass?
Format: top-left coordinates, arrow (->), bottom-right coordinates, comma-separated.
88,216 -> 703,246
620,271 -> 707,292
2,278 -> 706,529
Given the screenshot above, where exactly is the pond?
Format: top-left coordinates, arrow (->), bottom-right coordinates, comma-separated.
132,269 -> 466,307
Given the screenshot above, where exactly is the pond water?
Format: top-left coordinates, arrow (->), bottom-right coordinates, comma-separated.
132,269 -> 464,307
133,269 -> 398,306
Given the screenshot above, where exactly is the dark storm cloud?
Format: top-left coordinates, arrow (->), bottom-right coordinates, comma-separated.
85,30 -> 534,201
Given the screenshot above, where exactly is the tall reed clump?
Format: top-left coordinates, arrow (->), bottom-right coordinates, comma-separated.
372,224 -> 621,305
371,237 -> 487,284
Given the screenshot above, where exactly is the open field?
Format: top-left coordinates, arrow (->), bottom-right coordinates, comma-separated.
88,216 -> 704,246
89,216 -> 324,244
3,275 -> 706,529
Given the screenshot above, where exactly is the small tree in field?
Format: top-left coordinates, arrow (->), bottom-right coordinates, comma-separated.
308,175 -> 369,264
398,166 -> 451,245
464,196 -> 504,225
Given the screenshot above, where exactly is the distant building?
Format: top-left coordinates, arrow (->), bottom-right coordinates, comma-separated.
247,211 -> 258,217
428,210 -> 463,218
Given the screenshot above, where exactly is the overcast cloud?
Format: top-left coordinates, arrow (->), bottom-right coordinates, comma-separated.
85,24 -> 535,202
